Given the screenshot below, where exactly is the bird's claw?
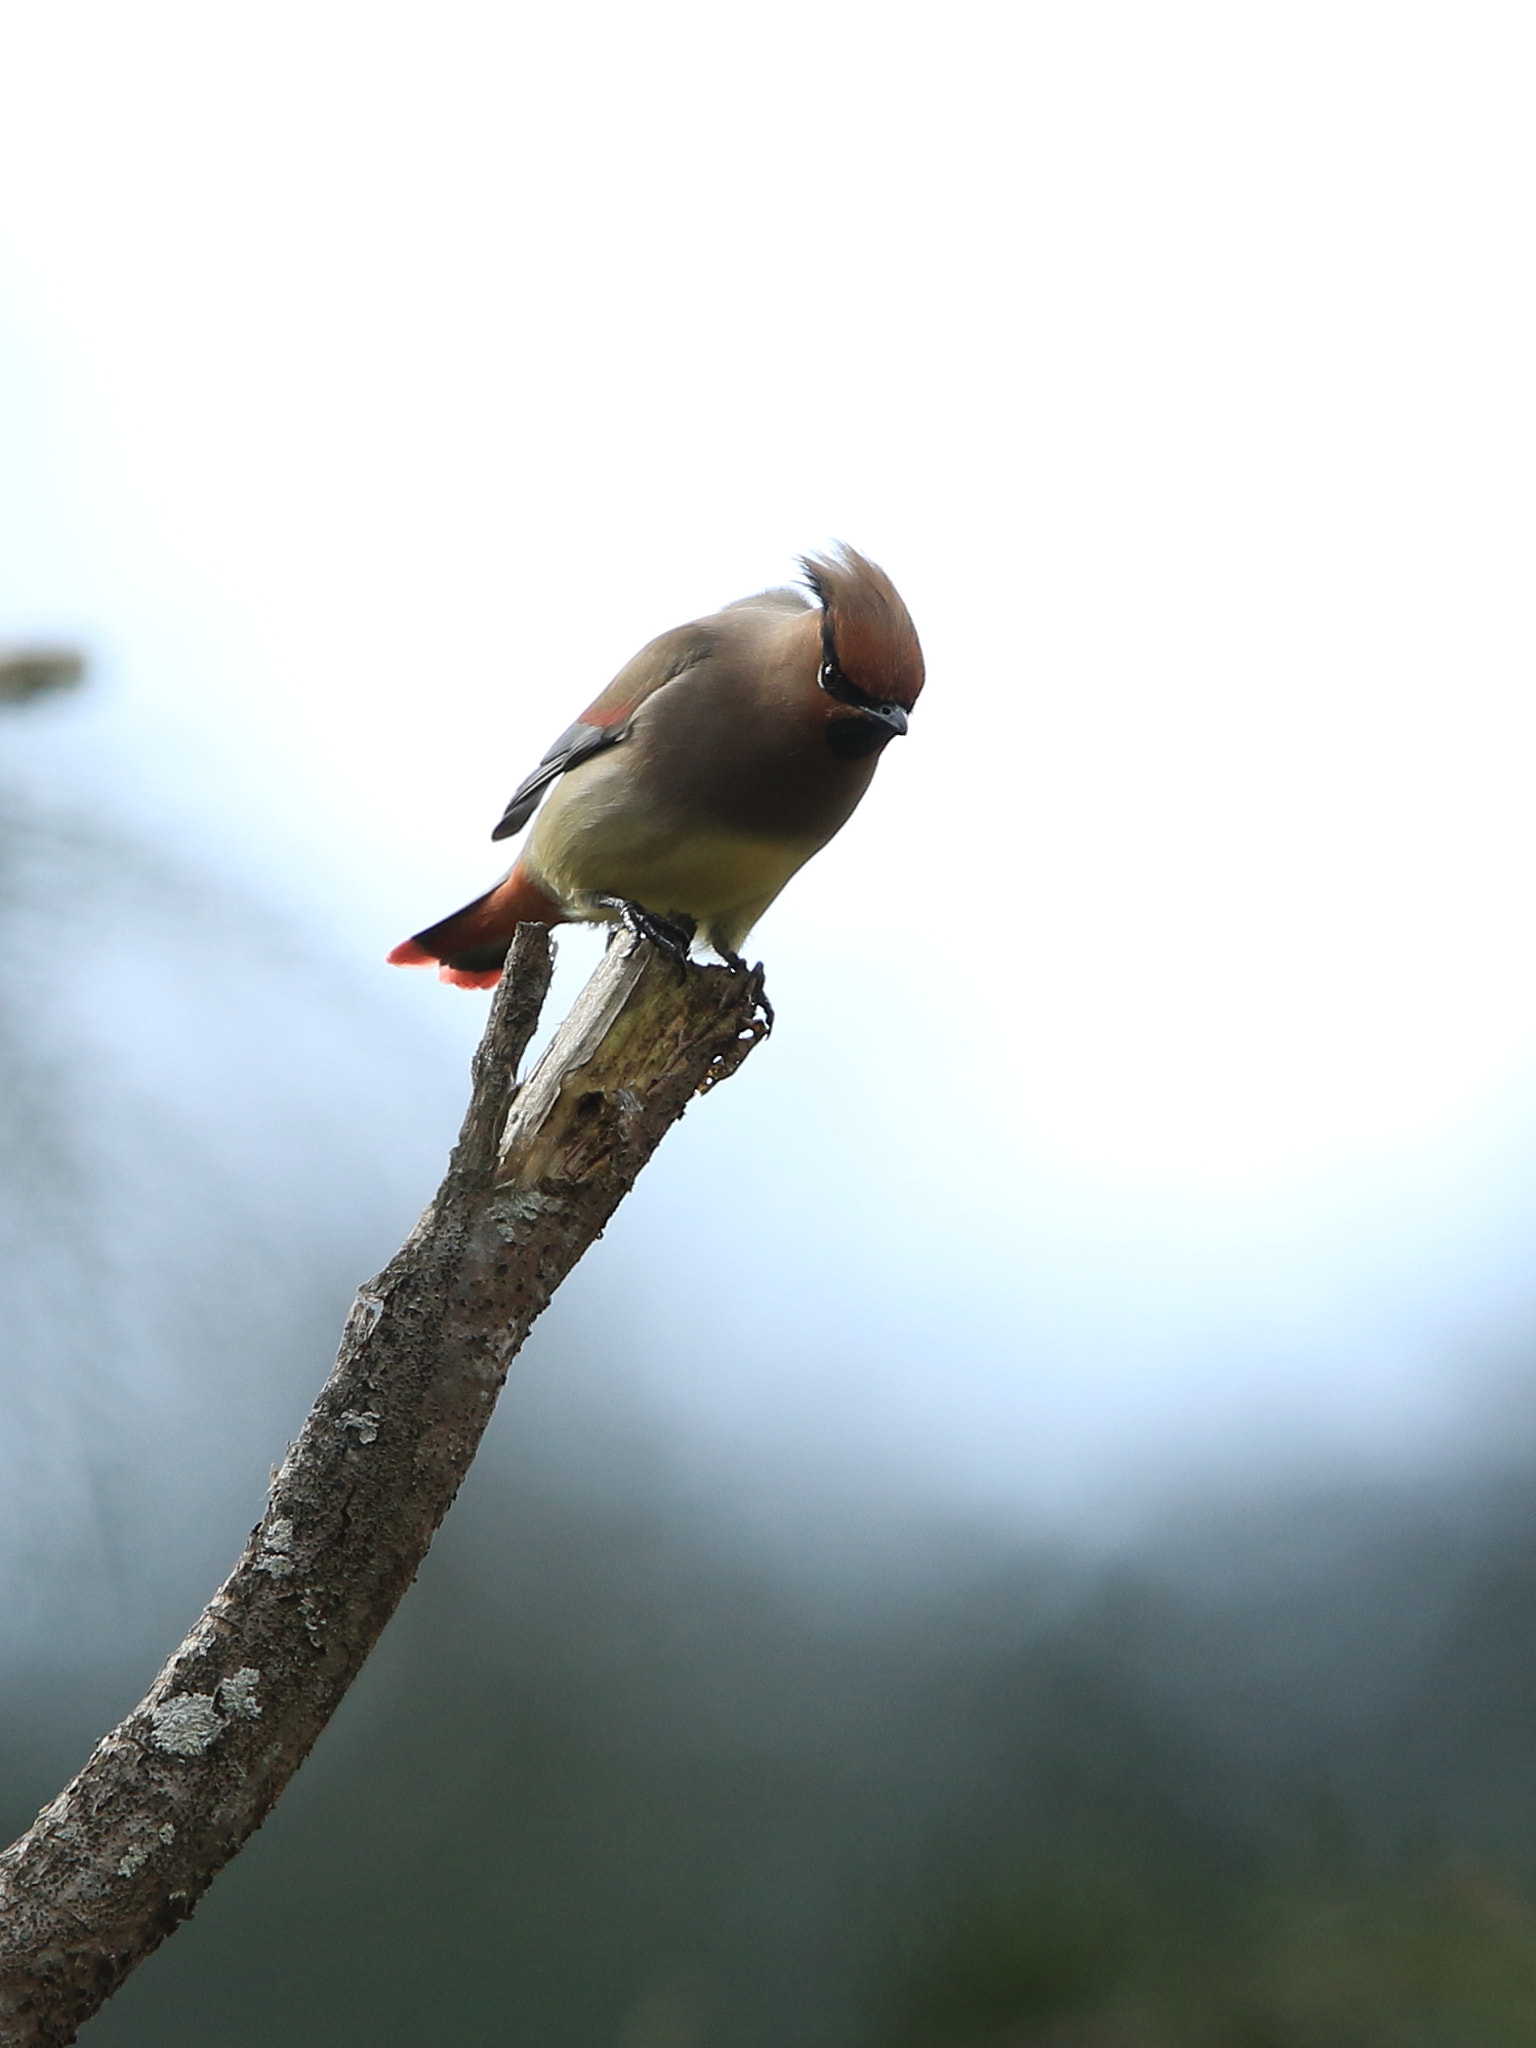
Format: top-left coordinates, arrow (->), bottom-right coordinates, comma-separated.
599,898 -> 696,979
697,946 -> 774,1032
735,958 -> 773,1034
599,905 -> 773,1031
696,959 -> 774,1092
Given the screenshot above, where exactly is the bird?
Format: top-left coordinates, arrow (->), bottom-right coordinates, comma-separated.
388,545 -> 924,989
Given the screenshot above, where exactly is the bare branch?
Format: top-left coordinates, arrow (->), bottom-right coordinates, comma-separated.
0,926 -> 770,2046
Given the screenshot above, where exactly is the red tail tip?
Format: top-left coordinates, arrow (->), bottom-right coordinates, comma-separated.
439,965 -> 502,990
387,939 -> 435,967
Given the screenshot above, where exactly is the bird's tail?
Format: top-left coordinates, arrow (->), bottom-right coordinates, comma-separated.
387,864 -> 565,988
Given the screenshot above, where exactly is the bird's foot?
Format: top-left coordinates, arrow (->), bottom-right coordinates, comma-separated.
697,945 -> 775,1034
695,959 -> 773,1093
599,898 -> 696,978
717,952 -> 774,1034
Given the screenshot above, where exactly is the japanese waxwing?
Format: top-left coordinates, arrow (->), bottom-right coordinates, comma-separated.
388,545 -> 924,988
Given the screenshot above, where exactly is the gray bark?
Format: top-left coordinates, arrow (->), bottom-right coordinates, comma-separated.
0,925 -> 770,2045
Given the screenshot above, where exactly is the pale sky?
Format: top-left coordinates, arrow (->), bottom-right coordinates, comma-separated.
3,0 -> 1536,1539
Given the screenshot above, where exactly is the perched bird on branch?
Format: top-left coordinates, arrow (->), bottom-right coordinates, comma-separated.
389,545 -> 924,988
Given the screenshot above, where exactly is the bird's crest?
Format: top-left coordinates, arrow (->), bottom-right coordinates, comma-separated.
799,544 -> 925,710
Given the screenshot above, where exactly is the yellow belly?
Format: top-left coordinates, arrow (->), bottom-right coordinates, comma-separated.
525,753 -> 816,950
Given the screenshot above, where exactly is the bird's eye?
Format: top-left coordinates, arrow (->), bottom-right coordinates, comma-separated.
819,659 -> 864,708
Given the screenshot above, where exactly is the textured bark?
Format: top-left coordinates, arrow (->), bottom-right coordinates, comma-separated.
0,925 -> 770,2045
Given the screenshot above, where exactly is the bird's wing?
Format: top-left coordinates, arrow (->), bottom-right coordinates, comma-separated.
490,624 -> 713,842
490,721 -> 618,840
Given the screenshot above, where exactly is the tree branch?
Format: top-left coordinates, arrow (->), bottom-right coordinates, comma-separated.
0,926 -> 770,2046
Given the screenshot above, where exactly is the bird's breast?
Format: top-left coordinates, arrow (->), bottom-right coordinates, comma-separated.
527,756 -> 820,922
630,649 -> 880,842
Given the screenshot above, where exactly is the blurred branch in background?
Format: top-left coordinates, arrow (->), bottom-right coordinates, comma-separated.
0,924 -> 770,2047
0,651 -> 85,707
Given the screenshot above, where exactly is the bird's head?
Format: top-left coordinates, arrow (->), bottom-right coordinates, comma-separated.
799,545 -> 924,761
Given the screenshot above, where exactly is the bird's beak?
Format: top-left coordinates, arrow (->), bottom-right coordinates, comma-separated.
870,701 -> 909,738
